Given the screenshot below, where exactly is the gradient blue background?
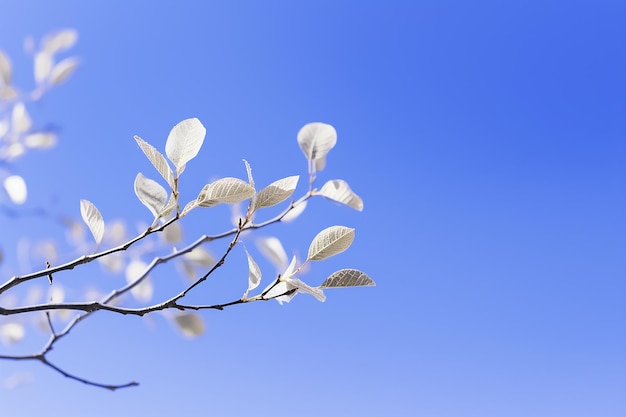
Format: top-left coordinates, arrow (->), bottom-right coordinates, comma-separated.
1,1 -> 624,416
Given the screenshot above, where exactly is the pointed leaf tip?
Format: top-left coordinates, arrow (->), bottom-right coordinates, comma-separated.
307,226 -> 355,261
80,199 -> 104,245
134,135 -> 175,190
321,269 -> 375,288
165,118 -> 206,174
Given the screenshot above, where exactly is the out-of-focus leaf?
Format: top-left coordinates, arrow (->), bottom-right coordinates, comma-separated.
134,135 -> 175,190
255,175 -> 299,209
281,200 -> 307,223
79,199 -> 104,245
196,177 -> 255,208
321,269 -> 375,288
0,85 -> 17,100
0,50 -> 12,84
1,323 -> 25,345
134,173 -> 167,218
297,122 -> 337,161
316,179 -> 363,211
3,175 -> 27,204
165,118 -> 206,174
34,51 -> 52,84
49,57 -> 79,85
41,29 -> 78,54
307,226 -> 354,261
256,236 -> 288,270
243,247 -> 262,299
24,132 -> 56,148
173,312 -> 205,337
183,246 -> 214,267
12,102 -> 32,133
125,260 -> 153,302
161,221 -> 182,243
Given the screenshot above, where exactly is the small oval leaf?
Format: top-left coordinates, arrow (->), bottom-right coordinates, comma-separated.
34,51 -> 52,84
165,118 -> 206,174
134,135 -> 175,190
49,57 -> 79,85
80,199 -> 104,245
125,260 -> 154,302
24,132 -> 56,148
255,237 -> 288,270
281,200 -> 307,222
174,312 -> 205,337
41,29 -> 78,54
12,102 -> 32,133
297,122 -> 337,161
255,175 -> 299,209
197,177 -> 255,208
134,173 -> 167,218
316,179 -> 363,211
321,269 -> 375,288
307,226 -> 355,261
3,175 -> 27,204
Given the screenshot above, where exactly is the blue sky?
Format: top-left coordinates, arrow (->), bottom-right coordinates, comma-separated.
0,1 -> 625,416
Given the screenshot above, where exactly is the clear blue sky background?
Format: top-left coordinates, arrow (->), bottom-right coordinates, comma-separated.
1,1 -> 625,416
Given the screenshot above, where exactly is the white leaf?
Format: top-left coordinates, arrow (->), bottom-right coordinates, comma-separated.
3,175 -> 27,204
134,173 -> 167,218
173,312 -> 205,337
34,51 -> 52,84
196,177 -> 255,208
165,118 -> 206,174
24,132 -> 56,148
183,247 -> 214,267
125,260 -> 153,302
134,135 -> 175,190
161,221 -> 182,243
243,159 -> 256,209
255,175 -> 299,209
0,50 -> 12,84
321,269 -> 375,288
158,192 -> 178,219
297,122 -> 337,161
288,278 -> 326,302
256,237 -> 288,270
12,102 -> 32,133
80,199 -> 104,245
263,281 -> 294,302
41,29 -> 78,54
243,247 -> 262,299
0,84 -> 17,100
307,226 -> 355,261
1,323 -> 25,345
314,156 -> 327,171
181,199 -> 198,216
281,200 -> 307,222
316,179 -> 363,211
243,159 -> 254,189
49,57 -> 79,85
